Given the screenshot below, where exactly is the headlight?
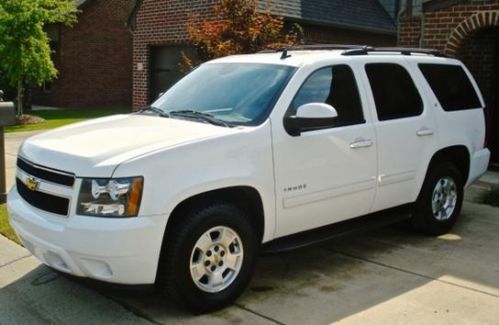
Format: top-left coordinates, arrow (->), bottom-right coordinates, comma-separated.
77,177 -> 143,217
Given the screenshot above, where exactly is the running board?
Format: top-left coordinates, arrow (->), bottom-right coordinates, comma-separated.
261,204 -> 413,254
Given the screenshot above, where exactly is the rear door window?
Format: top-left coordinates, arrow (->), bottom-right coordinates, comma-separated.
365,63 -> 423,121
418,64 -> 482,111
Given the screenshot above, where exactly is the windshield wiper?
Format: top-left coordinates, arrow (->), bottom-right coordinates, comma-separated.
169,110 -> 231,127
138,106 -> 170,118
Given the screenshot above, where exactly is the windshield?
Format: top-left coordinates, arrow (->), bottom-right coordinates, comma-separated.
152,63 -> 296,126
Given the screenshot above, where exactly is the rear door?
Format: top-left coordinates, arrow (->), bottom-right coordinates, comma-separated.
362,59 -> 438,211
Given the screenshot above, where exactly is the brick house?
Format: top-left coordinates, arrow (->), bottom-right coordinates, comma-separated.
32,0 -> 135,108
128,0 -> 398,109
398,0 -> 499,165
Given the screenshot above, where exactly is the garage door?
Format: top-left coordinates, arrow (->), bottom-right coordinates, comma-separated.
150,46 -> 196,102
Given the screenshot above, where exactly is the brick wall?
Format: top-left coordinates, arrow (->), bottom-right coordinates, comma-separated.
398,16 -> 422,47
302,23 -> 396,46
32,0 -> 134,109
132,2 -> 397,109
399,0 -> 499,53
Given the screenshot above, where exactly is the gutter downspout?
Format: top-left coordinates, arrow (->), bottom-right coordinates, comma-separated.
396,0 -> 407,45
419,12 -> 425,48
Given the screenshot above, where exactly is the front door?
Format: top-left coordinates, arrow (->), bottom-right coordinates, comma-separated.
272,64 -> 377,238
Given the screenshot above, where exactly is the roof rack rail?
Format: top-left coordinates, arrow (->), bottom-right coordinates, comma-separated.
287,44 -> 369,51
342,47 -> 447,57
259,44 -> 368,53
259,44 -> 372,60
258,44 -> 447,59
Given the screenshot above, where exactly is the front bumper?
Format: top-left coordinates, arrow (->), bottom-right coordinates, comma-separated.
7,187 -> 167,285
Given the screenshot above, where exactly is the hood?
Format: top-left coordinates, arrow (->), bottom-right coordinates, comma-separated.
20,114 -> 238,177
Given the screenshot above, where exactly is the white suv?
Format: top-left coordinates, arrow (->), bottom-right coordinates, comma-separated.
8,45 -> 490,312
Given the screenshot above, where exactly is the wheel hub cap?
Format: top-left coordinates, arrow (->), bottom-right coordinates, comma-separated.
190,226 -> 244,293
431,176 -> 457,221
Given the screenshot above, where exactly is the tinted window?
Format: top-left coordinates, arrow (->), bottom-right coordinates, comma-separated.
366,63 -> 423,121
290,65 -> 365,127
419,64 -> 481,111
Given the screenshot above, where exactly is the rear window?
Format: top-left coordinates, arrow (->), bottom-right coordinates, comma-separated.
418,64 -> 482,111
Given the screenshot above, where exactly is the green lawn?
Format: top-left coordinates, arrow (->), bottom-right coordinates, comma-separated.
5,107 -> 131,133
0,204 -> 21,245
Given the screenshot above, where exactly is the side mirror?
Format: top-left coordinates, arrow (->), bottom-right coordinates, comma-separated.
285,103 -> 338,136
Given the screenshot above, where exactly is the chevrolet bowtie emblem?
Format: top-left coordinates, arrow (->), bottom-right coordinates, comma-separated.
25,176 -> 40,191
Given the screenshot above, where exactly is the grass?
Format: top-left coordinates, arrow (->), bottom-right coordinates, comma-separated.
0,204 -> 21,245
5,107 -> 131,133
479,187 -> 499,207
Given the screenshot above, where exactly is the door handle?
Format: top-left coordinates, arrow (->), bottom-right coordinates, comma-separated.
417,127 -> 434,137
350,138 -> 373,149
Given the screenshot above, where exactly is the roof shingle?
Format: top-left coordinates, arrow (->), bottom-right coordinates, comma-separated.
261,0 -> 396,34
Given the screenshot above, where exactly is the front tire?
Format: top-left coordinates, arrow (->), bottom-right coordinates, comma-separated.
412,162 -> 464,236
157,202 -> 258,313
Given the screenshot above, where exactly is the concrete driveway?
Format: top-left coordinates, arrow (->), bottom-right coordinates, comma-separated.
1,132 -> 499,324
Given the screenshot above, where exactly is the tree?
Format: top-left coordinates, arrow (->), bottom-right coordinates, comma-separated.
182,0 -> 302,69
0,0 -> 77,117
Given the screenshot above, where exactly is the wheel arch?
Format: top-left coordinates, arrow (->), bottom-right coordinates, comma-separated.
425,145 -> 470,185
163,186 -> 266,244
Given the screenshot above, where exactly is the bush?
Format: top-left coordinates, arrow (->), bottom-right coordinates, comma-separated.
182,0 -> 302,70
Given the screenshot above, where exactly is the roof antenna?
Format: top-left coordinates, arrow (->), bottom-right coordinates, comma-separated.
280,48 -> 291,60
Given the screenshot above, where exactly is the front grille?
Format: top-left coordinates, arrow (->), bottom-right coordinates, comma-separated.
16,178 -> 70,216
17,158 -> 75,187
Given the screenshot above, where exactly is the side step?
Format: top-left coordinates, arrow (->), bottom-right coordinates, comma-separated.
261,204 -> 413,254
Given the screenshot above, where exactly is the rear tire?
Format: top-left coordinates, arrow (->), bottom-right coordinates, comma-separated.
157,202 -> 258,314
412,162 -> 464,236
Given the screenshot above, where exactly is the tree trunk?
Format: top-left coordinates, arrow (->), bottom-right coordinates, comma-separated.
16,78 -> 23,117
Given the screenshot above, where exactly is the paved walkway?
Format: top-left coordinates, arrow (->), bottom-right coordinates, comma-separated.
2,131 -> 499,324
4,131 -> 41,191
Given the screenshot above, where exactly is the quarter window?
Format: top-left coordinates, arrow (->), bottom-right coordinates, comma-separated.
419,64 -> 481,111
290,65 -> 365,128
366,63 -> 423,121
